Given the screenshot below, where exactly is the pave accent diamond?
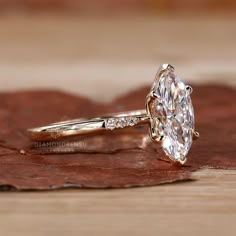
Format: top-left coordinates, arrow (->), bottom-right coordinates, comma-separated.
117,117 -> 127,128
150,67 -> 194,163
106,118 -> 116,130
106,117 -> 139,130
127,117 -> 138,126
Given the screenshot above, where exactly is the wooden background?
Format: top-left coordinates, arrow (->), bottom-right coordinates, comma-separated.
0,13 -> 235,236
0,0 -> 236,13
0,169 -> 236,236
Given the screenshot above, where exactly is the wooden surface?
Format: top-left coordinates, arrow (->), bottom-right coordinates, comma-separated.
0,15 -> 236,101
0,169 -> 235,236
0,15 -> 235,235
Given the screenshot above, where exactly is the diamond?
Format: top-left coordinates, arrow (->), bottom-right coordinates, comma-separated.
127,117 -> 138,126
106,118 -> 116,130
117,118 -> 127,128
152,69 -> 194,162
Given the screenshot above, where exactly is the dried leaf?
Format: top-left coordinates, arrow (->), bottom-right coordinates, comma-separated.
0,85 -> 235,190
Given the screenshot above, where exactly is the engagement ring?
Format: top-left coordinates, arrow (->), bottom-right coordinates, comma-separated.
28,64 -> 199,165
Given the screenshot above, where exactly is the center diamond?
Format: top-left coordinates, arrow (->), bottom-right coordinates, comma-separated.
149,66 -> 194,163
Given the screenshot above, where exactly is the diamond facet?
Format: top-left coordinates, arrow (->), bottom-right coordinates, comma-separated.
151,68 -> 194,162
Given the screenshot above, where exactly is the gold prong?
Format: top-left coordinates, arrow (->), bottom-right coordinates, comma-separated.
159,64 -> 175,73
155,134 -> 164,142
150,91 -> 158,99
173,155 -> 187,166
193,131 -> 200,140
186,85 -> 193,94
154,64 -> 175,83
148,118 -> 164,142
166,64 -> 175,72
178,155 -> 187,165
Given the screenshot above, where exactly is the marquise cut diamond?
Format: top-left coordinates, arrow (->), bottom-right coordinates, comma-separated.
153,70 -> 194,162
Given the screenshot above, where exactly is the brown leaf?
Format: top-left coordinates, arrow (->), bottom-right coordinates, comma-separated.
0,85 -> 235,190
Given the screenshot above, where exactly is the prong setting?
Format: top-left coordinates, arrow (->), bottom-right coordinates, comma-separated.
160,63 -> 175,72
146,64 -> 195,165
150,91 -> 158,99
154,64 -> 175,82
178,155 -> 187,165
186,85 -> 193,94
193,131 -> 200,140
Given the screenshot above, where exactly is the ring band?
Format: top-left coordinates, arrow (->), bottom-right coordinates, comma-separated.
28,64 -> 199,165
28,109 -> 149,140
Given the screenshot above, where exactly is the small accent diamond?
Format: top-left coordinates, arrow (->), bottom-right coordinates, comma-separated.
106,118 -> 116,130
127,117 -> 138,126
106,116 -> 139,130
117,117 -> 127,128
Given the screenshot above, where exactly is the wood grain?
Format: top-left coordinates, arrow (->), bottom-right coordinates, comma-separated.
0,15 -> 235,235
0,16 -> 236,102
0,169 -> 235,236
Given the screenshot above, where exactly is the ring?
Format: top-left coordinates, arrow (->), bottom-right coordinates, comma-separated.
28,64 -> 199,165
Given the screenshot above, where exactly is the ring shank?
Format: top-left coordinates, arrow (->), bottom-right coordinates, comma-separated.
28,109 -> 149,141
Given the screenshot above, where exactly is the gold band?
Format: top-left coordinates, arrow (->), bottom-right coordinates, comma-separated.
28,109 -> 149,141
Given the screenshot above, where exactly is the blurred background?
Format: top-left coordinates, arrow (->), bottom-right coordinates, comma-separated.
0,0 -> 235,102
